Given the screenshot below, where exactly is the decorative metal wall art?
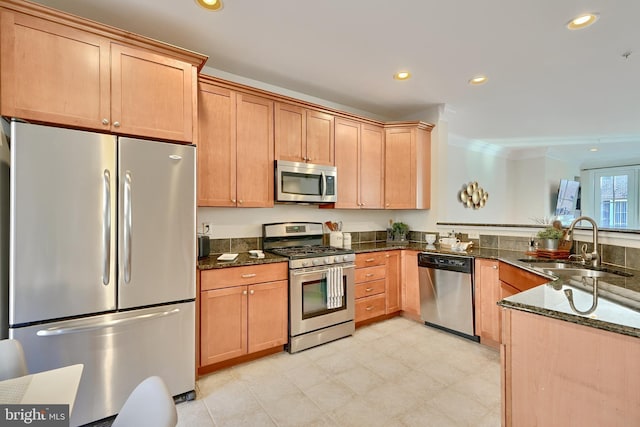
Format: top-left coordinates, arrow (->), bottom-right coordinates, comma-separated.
459,181 -> 488,209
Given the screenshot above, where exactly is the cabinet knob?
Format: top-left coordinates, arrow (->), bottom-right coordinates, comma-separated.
242,290 -> 247,295
249,289 -> 255,295
385,203 -> 390,207
231,199 -> 236,203
113,121 -> 121,128
493,265 -> 498,269
102,118 -> 110,125
239,200 -> 243,204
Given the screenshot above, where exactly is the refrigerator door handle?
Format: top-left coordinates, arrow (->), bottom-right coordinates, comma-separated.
35,308 -> 181,336
102,169 -> 111,286
124,171 -> 132,283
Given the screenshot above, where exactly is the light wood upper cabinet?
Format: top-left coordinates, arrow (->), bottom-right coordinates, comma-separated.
197,84 -> 236,207
474,258 -> 501,348
198,79 -> 274,207
0,11 -> 110,130
275,102 -> 334,165
235,93 -> 274,207
110,43 -> 195,142
335,118 -> 384,209
0,6 -> 205,142
384,122 -> 432,209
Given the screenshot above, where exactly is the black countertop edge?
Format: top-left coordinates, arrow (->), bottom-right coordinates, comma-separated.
198,252 -> 288,270
498,299 -> 640,339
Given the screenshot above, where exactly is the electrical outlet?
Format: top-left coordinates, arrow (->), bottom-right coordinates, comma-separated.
202,222 -> 212,235
468,231 -> 480,239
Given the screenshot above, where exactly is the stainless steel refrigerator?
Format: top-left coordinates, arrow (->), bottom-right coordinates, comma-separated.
0,119 -> 196,426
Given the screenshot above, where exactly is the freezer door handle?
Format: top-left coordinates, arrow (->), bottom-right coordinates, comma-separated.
124,171 -> 132,283
102,169 -> 111,286
35,308 -> 181,336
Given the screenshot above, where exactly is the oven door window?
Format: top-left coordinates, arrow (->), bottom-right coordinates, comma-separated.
301,275 -> 345,319
282,171 -> 322,196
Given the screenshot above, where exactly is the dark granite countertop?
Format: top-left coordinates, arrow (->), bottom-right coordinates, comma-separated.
198,252 -> 287,270
197,242 -> 640,338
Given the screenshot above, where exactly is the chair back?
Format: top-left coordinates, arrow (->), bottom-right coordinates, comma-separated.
0,339 -> 28,381
111,376 -> 177,427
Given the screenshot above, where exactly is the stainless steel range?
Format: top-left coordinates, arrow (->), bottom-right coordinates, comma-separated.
263,222 -> 355,353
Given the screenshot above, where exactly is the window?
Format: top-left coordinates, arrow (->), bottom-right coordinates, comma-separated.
581,166 -> 638,229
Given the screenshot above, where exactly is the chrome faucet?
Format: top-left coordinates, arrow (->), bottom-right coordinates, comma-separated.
564,216 -> 600,268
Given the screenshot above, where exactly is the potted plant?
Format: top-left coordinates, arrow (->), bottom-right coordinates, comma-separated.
537,227 -> 564,250
391,222 -> 410,242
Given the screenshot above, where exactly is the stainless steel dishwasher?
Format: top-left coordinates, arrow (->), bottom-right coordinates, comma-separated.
418,252 -> 479,341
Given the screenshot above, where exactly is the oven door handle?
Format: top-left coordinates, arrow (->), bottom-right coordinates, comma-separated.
292,264 -> 355,276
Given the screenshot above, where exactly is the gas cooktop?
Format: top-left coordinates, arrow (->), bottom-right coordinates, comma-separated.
268,245 -> 354,259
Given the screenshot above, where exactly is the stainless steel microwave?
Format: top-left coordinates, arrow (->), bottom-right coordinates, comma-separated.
275,160 -> 337,203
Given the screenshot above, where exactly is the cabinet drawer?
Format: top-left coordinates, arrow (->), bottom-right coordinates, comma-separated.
355,252 -> 386,268
355,279 -> 385,299
355,294 -> 386,322
201,263 -> 288,291
355,265 -> 386,283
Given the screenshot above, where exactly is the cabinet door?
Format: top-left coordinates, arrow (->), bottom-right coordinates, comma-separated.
474,259 -> 501,347
111,43 -> 194,142
334,118 -> 360,208
247,280 -> 288,353
385,127 -> 416,208
401,251 -> 420,317
274,102 -> 306,163
197,83 -> 236,206
200,286 -> 248,365
306,110 -> 334,165
360,123 -> 385,209
0,10 -> 110,129
236,93 -> 274,207
385,251 -> 401,314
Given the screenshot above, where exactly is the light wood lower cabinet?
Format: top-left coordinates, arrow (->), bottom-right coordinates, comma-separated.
474,260 -> 549,348
385,251 -> 401,314
474,259 -> 501,347
401,250 -> 420,318
199,263 -> 287,366
502,308 -> 640,426
355,252 -> 387,322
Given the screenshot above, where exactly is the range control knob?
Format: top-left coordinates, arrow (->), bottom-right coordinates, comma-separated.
313,258 -> 322,266
324,257 -> 332,265
301,260 -> 309,267
334,256 -> 341,263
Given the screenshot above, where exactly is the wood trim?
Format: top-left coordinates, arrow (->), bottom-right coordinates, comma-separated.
501,308 -> 512,427
0,0 -> 208,69
355,312 -> 399,328
197,346 -> 283,376
199,74 -> 434,131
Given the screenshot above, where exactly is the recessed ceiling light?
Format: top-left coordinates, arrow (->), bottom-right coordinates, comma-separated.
567,13 -> 599,30
468,75 -> 488,85
589,147 -> 599,152
394,71 -> 411,81
196,0 -> 223,11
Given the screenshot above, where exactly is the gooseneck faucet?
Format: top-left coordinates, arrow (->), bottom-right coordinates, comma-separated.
564,216 -> 600,268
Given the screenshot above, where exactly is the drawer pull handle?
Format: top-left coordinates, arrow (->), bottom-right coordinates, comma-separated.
366,306 -> 374,311
365,273 -> 374,277
241,273 -> 257,278
366,258 -> 375,262
365,287 -> 374,292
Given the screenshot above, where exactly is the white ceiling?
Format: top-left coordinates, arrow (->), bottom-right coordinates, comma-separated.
33,0 -> 640,164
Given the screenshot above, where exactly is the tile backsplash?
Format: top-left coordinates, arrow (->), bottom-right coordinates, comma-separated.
205,231 -> 639,271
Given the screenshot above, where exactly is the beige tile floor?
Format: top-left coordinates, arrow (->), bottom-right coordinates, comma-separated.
177,317 -> 501,427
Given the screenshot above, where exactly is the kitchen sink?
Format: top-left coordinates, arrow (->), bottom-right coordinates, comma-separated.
517,259 -> 633,279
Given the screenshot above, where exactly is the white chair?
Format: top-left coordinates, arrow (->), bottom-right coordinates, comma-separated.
0,338 -> 28,381
111,376 -> 177,427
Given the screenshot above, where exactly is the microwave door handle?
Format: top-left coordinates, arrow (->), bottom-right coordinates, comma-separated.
321,171 -> 326,198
